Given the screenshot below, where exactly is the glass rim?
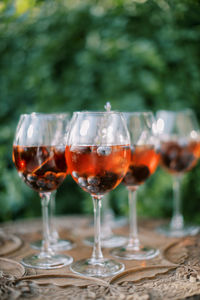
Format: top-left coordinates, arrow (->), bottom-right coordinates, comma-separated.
122,111 -> 153,115
156,108 -> 194,114
72,110 -> 123,115
19,112 -> 70,118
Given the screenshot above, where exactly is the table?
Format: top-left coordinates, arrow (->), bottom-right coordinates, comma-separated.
1,216 -> 200,299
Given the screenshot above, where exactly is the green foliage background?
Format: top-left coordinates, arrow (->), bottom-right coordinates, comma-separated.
0,0 -> 200,222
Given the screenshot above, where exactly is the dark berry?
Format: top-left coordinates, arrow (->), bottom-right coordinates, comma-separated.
100,171 -> 118,191
56,172 -> 66,182
78,177 -> 87,187
46,181 -> 56,190
27,174 -> 37,182
87,176 -> 100,186
45,171 -> 56,181
129,165 -> 150,184
72,171 -> 79,179
36,178 -> 47,188
87,185 -> 100,194
97,146 -> 112,156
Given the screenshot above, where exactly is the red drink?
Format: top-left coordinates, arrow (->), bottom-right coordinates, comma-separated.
65,145 -> 131,196
13,145 -> 67,192
123,145 -> 160,187
160,140 -> 199,175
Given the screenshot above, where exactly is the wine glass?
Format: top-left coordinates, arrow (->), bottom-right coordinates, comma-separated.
12,113 -> 73,269
111,112 -> 160,260
30,113 -> 75,252
66,111 -> 131,277
156,109 -> 200,237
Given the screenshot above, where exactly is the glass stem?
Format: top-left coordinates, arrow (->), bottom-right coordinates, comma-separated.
170,175 -> 184,230
91,196 -> 103,262
101,194 -> 113,238
40,192 -> 54,256
50,191 -> 59,243
127,189 -> 140,251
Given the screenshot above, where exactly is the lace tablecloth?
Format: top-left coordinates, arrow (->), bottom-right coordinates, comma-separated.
1,216 -> 200,299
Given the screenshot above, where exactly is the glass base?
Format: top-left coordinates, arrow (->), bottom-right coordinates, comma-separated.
111,245 -> 159,260
70,258 -> 124,277
31,239 -> 75,251
21,253 -> 73,269
84,235 -> 127,248
156,224 -> 199,238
